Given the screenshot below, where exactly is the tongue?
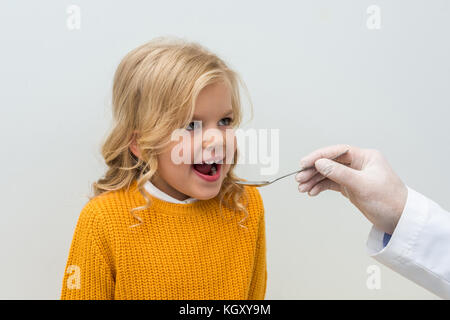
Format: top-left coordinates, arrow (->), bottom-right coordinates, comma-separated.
193,163 -> 212,174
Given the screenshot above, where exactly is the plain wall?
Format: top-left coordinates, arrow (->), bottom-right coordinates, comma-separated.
1,0 -> 449,299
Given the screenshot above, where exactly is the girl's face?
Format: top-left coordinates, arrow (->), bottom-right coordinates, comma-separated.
151,81 -> 237,201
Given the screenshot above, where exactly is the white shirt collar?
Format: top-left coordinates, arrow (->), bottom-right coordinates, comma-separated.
144,180 -> 198,204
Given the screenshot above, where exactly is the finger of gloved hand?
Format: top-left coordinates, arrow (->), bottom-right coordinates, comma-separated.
299,144 -> 353,169
297,173 -> 327,193
295,167 -> 317,183
314,158 -> 362,190
308,179 -> 341,196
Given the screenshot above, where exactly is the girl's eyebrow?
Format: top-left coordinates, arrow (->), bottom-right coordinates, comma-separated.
192,109 -> 234,120
222,109 -> 234,117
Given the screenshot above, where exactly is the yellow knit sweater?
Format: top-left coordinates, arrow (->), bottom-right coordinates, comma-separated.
61,179 -> 267,300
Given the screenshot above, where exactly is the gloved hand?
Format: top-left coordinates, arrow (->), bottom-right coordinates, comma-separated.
296,144 -> 408,235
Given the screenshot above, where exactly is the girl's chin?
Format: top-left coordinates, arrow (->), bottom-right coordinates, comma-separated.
190,186 -> 221,200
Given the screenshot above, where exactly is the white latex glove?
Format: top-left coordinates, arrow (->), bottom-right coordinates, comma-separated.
296,144 -> 408,235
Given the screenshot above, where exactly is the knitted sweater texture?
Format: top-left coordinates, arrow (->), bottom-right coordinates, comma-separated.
61,180 -> 267,300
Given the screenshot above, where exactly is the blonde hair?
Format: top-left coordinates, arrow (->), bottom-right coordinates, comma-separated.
91,36 -> 253,226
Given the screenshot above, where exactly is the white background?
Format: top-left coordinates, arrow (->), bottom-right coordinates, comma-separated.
1,0 -> 449,299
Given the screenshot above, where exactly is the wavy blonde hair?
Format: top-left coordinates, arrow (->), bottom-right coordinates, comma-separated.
90,36 -> 253,227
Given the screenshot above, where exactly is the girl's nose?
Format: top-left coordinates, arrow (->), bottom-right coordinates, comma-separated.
202,130 -> 225,155
203,135 -> 224,150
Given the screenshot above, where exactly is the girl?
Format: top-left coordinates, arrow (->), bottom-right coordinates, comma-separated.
61,37 -> 267,300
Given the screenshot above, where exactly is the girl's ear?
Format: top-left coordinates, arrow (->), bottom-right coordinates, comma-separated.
129,131 -> 141,158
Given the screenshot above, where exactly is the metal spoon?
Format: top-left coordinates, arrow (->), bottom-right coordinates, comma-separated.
235,149 -> 349,187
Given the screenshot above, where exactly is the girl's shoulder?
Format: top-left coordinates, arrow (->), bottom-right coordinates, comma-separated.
72,186 -> 142,239
242,185 -> 265,219
79,184 -> 140,221
243,185 -> 263,204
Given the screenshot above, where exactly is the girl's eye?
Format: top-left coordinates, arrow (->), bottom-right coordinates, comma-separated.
218,117 -> 233,126
186,120 -> 202,131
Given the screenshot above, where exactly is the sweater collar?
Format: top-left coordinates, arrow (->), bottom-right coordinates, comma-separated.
129,179 -> 223,217
144,180 -> 198,204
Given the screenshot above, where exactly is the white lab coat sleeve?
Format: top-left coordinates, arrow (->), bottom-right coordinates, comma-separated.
366,186 -> 450,299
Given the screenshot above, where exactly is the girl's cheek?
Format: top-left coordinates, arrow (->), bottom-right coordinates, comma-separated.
169,135 -> 196,165
223,132 -> 237,164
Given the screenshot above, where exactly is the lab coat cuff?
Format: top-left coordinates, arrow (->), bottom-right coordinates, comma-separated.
366,186 -> 428,263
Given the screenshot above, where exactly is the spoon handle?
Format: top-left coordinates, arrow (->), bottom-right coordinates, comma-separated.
269,166 -> 313,184
236,149 -> 349,187
269,149 -> 350,184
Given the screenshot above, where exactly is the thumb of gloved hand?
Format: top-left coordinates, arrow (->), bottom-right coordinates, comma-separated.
314,158 -> 361,190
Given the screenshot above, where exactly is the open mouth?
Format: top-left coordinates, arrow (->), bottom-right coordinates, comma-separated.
192,162 -> 218,175
192,160 -> 222,182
